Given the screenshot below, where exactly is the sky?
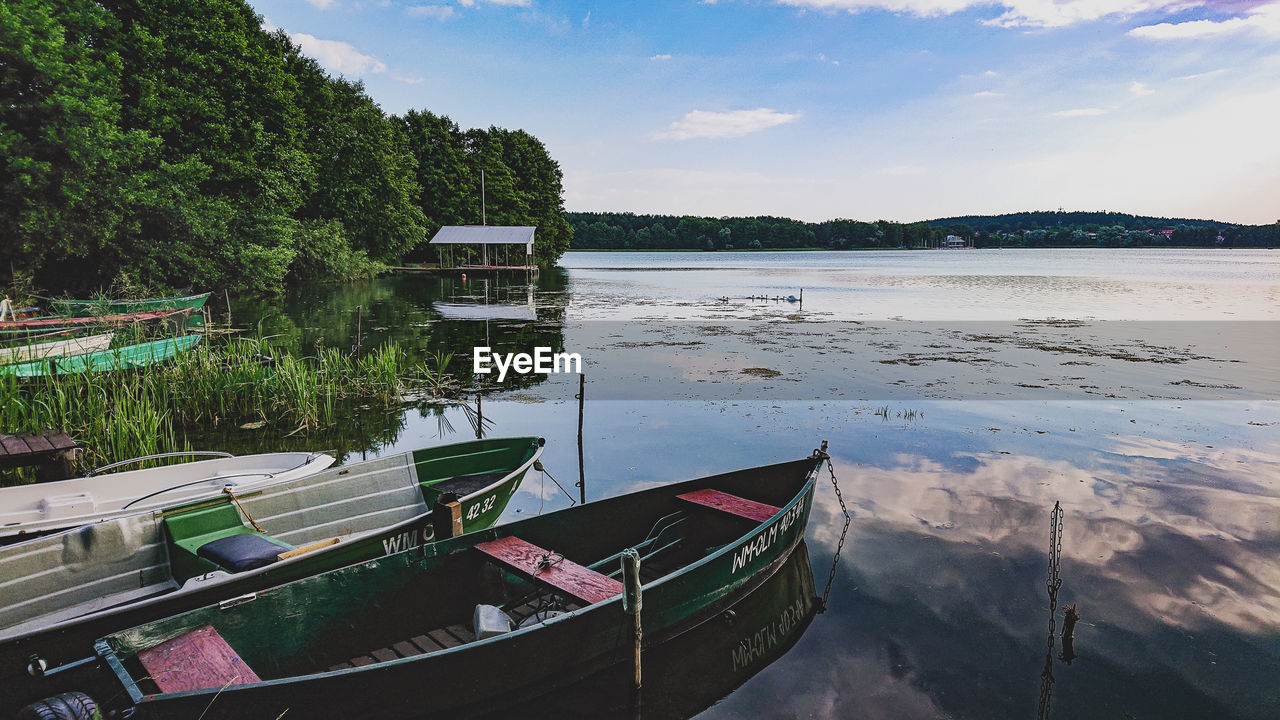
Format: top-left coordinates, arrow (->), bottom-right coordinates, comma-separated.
250,0 -> 1280,225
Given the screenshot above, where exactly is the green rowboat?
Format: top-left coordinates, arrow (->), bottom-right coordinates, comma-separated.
1,335 -> 200,378
51,292 -> 212,316
1,437 -> 544,715
21,447 -> 825,719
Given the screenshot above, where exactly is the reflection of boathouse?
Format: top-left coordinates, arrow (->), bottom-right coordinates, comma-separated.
430,225 -> 538,273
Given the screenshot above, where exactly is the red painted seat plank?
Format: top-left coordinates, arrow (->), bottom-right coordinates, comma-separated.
676,489 -> 780,523
475,536 -> 623,606
137,625 -> 261,693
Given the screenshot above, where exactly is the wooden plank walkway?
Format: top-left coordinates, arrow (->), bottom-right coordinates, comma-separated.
676,488 -> 779,523
0,430 -> 79,479
475,536 -> 623,606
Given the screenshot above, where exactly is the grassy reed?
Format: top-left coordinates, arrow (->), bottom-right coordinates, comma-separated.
1,337 -> 411,469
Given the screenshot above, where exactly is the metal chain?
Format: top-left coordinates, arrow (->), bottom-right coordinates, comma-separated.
1037,501 -> 1065,720
819,455 -> 851,613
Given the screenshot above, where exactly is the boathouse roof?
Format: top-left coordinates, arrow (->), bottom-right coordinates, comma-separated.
429,226 -> 536,248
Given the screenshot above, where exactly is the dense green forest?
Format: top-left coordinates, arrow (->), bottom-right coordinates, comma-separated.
569,210 -> 1279,251
0,0 -> 571,294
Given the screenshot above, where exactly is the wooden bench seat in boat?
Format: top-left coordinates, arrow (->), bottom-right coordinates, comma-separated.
474,536 -> 624,606
676,488 -> 780,522
137,625 -> 261,693
164,501 -> 294,574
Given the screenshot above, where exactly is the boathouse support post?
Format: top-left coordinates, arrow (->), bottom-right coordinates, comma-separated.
621,548 -> 642,690
432,492 -> 463,539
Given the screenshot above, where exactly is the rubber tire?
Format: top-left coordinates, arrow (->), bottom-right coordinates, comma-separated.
15,692 -> 98,720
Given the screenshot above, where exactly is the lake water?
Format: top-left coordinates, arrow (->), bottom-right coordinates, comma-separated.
224,249 -> 1278,719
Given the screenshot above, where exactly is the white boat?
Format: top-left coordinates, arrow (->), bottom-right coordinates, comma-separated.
0,451 -> 335,539
0,332 -> 114,365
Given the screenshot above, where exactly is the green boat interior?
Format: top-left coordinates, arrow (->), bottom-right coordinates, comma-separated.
0,438 -> 542,637
101,466 -> 808,698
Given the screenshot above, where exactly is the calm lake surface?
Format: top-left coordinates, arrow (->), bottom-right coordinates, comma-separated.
223,249 -> 1278,719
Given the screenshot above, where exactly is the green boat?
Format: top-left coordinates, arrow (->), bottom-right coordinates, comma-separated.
0,335 -> 201,378
51,292 -> 212,316
504,541 -> 820,719
18,447 -> 826,719
1,437 -> 544,716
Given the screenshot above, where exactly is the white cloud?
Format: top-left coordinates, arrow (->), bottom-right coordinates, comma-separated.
1050,107 -> 1108,117
289,33 -> 387,75
1129,4 -> 1280,39
973,90 -> 1001,97
1178,69 -> 1225,81
881,165 -> 928,176
653,108 -> 802,140
1129,81 -> 1155,96
305,0 -> 336,9
480,0 -> 531,5
774,1 -> 1258,29
650,54 -> 673,61
407,4 -> 455,20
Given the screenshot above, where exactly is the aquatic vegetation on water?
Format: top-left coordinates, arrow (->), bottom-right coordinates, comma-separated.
0,338 -> 417,471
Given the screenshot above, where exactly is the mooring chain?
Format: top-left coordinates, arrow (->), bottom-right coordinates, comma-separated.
819,454 -> 852,613
1036,501 -> 1065,720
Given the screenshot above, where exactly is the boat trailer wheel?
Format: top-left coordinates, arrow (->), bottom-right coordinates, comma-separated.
15,691 -> 98,720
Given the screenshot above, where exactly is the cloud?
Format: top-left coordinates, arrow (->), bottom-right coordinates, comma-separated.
880,165 -> 928,176
773,1 -> 1257,29
972,90 -> 1001,97
289,33 -> 387,75
304,0 -> 336,9
1129,4 -> 1280,39
653,108 -> 802,140
1050,107 -> 1108,117
650,53 -> 673,61
394,75 -> 426,84
1129,81 -> 1155,96
407,4 -> 455,20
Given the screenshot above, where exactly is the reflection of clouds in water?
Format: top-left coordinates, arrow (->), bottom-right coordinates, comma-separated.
811,446 -> 1280,637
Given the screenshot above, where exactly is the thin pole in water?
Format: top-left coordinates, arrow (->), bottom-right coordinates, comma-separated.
577,372 -> 586,504
355,305 -> 362,362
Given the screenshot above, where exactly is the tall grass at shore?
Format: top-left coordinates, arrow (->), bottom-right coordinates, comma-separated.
0,337 -> 410,469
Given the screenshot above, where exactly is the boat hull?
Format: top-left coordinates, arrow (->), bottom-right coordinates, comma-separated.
94,455 -> 821,719
0,440 -> 542,716
51,293 -> 212,316
1,335 -> 200,378
0,333 -> 114,365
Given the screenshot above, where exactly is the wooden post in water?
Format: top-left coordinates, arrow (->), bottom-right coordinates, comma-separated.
432,492 -> 463,539
355,305 -> 363,361
621,548 -> 642,690
475,391 -> 483,439
577,373 -> 586,504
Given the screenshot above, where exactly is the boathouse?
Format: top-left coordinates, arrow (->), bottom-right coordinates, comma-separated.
429,226 -> 537,271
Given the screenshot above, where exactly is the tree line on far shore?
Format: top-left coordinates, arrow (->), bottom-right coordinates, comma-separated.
1,0 -> 571,294
569,210 -> 1278,251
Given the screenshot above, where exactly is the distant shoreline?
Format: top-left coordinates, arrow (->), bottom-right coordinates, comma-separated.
563,246 -> 1273,252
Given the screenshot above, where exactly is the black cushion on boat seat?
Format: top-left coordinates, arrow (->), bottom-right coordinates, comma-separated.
197,533 -> 289,572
